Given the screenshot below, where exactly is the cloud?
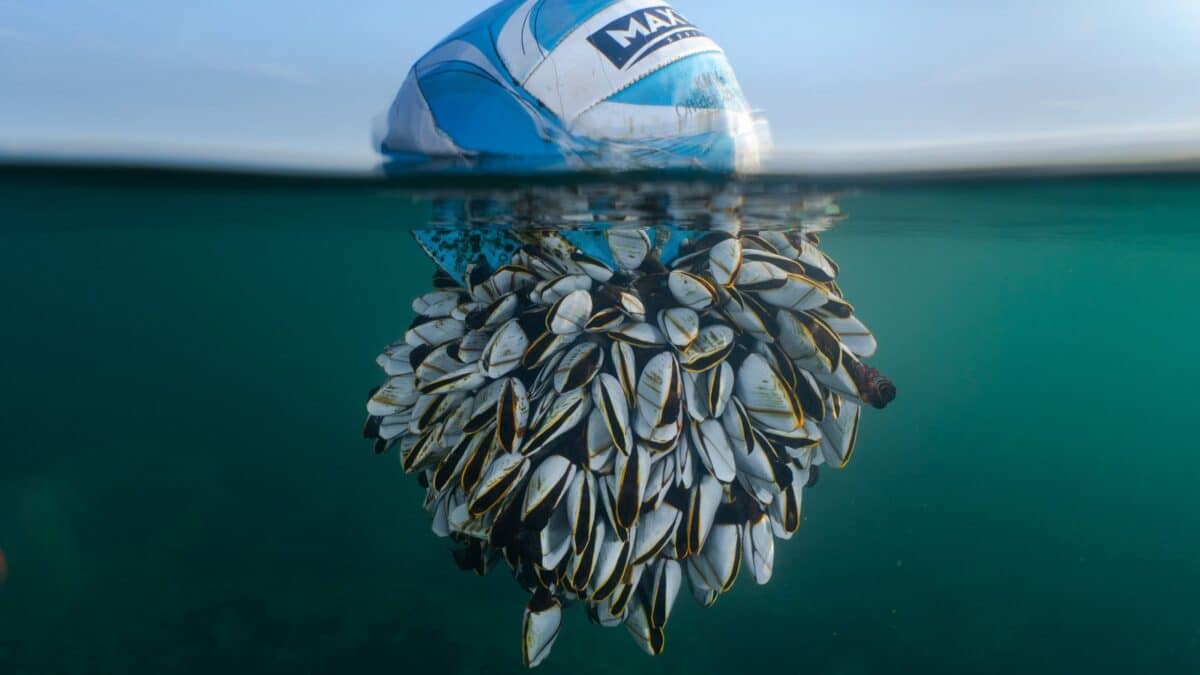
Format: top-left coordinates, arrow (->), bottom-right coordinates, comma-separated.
238,62 -> 321,87
196,60 -> 320,87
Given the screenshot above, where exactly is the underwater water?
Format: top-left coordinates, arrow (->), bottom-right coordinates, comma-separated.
1,165 -> 1199,674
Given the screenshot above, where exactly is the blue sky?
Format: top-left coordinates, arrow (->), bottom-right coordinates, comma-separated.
2,0 -> 1198,170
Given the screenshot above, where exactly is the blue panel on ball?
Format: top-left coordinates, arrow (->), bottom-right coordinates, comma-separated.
419,65 -> 558,157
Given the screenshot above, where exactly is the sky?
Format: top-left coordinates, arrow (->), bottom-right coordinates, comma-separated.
1,0 -> 1199,171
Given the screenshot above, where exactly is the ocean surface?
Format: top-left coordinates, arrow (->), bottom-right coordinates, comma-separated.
2,165 -> 1199,674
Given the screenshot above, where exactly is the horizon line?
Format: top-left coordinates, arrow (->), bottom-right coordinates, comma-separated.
2,123 -> 1199,176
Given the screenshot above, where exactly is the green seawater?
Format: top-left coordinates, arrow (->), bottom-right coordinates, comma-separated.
1,166 -> 1199,674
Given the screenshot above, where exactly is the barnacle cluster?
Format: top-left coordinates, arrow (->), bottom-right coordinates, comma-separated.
364,187 -> 894,667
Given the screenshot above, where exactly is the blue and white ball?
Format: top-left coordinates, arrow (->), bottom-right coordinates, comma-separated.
378,0 -> 767,171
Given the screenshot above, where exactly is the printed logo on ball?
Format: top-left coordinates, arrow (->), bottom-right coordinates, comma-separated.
587,6 -> 705,69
